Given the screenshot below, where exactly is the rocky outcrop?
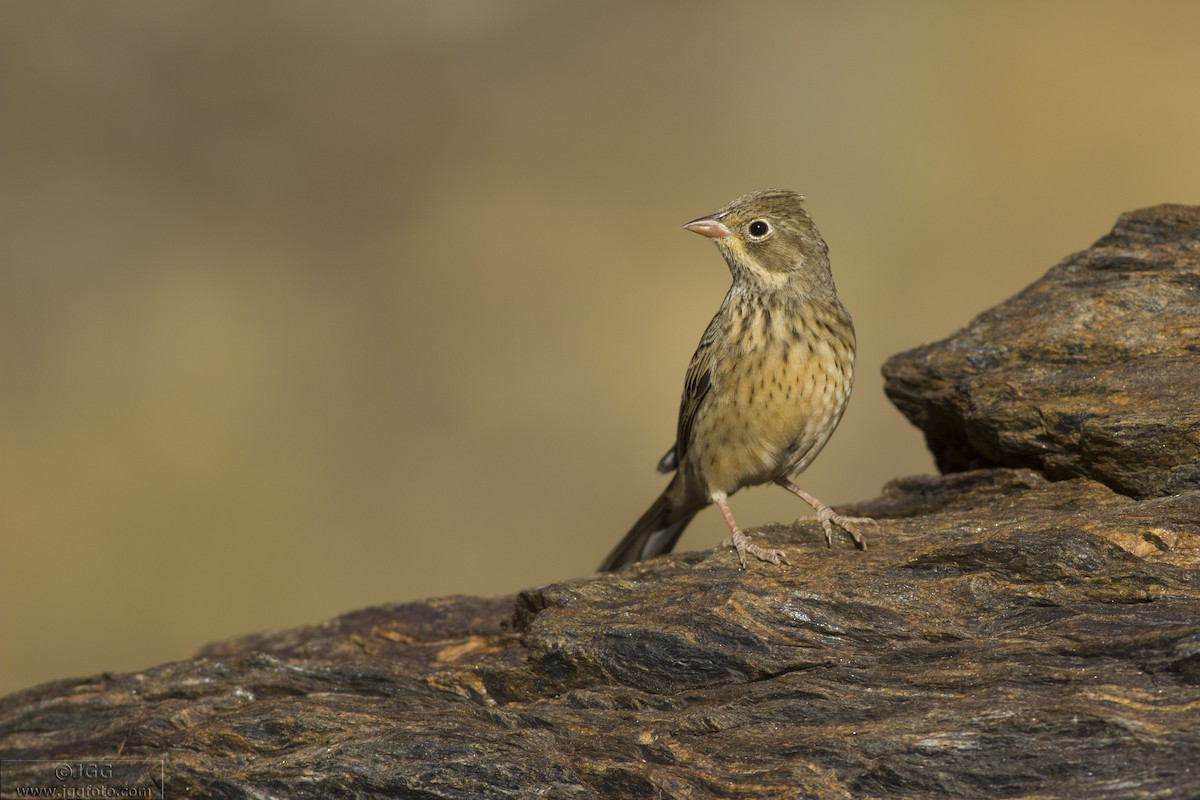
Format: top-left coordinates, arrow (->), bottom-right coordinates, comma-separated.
883,204 -> 1200,499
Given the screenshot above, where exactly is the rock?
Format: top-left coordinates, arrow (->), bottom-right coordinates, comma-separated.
1,469 -> 1198,798
883,204 -> 1200,499
3,207 -> 1200,799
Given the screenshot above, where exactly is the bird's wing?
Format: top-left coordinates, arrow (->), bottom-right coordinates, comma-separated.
673,321 -> 718,468
656,445 -> 677,474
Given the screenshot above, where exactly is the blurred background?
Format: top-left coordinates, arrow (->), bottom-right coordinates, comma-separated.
2,1 -> 1198,696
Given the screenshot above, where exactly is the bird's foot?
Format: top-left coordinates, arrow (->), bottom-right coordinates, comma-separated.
814,507 -> 875,550
775,478 -> 876,550
720,530 -> 790,569
713,494 -> 789,569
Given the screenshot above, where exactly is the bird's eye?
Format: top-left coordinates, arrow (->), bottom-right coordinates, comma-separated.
748,220 -> 771,238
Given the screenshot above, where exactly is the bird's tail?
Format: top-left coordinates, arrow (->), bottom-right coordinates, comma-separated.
599,482 -> 698,572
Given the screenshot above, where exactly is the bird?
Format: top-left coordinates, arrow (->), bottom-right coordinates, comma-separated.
599,189 -> 872,572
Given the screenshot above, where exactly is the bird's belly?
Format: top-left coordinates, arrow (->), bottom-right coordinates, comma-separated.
693,350 -> 851,497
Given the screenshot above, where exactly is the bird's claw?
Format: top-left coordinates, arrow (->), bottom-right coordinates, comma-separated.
721,530 -> 790,569
816,508 -> 874,550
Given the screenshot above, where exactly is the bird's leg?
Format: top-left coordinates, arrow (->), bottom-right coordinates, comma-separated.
714,494 -> 790,569
775,478 -> 874,550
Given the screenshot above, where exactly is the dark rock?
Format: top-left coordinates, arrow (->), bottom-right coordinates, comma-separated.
2,470 -> 1198,798
4,207 -> 1200,798
883,204 -> 1200,499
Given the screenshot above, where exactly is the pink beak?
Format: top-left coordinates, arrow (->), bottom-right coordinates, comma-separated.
683,214 -> 732,239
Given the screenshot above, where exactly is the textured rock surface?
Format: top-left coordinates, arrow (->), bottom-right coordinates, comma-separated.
883,204 -> 1200,499
4,206 -> 1200,799
1,470 -> 1198,798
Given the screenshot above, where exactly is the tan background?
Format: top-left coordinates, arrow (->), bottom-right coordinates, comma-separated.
3,1 -> 1198,696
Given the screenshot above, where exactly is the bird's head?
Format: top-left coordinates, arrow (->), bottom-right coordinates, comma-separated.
683,189 -> 832,292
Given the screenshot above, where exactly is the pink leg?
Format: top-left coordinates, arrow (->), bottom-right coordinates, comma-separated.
775,478 -> 874,550
714,494 -> 790,569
